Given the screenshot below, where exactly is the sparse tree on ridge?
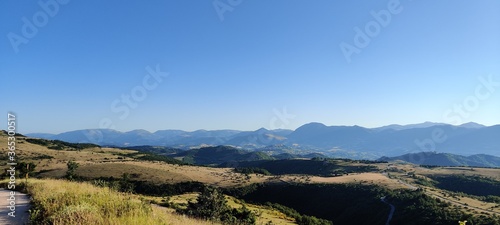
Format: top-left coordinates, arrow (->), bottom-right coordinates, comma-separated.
65,161 -> 79,181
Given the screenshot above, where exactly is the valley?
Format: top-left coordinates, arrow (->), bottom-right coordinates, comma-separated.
26,122 -> 500,160
1,132 -> 500,224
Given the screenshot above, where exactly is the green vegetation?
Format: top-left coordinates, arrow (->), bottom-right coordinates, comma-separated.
320,157 -> 388,164
234,167 -> 272,175
16,179 -> 212,225
430,175 -> 500,197
429,174 -> 500,203
17,161 -> 37,178
177,186 -> 256,224
232,158 -> 379,176
5,134 -> 500,224
264,202 -> 332,225
65,161 -> 79,181
31,154 -> 54,160
413,175 -> 437,187
111,150 -> 187,165
26,138 -> 100,150
27,179 -> 154,224
232,183 -> 388,224
175,146 -> 273,165
135,153 -> 187,165
90,175 -> 206,197
121,145 -> 181,154
2,161 -> 36,179
231,183 -> 500,225
387,189 -> 500,225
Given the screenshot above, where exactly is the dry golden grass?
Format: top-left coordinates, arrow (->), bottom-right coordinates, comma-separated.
4,133 -> 500,220
302,172 -> 406,189
424,187 -> 500,216
10,178 -> 215,225
73,161 -> 259,187
383,163 -> 500,217
416,167 -> 500,181
0,136 -> 262,187
226,196 -> 296,225
162,193 -> 296,225
0,135 -> 406,191
0,136 -> 474,194
0,136 -> 136,177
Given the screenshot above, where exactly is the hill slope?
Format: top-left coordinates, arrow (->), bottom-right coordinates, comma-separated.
379,152 -> 500,167
174,146 -> 273,165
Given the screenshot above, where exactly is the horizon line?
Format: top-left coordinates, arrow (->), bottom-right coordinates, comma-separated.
19,121 -> 492,135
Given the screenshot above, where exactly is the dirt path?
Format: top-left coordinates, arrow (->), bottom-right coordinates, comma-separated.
0,188 -> 30,225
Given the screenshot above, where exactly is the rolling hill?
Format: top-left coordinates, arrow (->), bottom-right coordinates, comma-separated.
173,146 -> 274,165
379,152 -> 500,167
26,122 -> 500,159
3,131 -> 500,224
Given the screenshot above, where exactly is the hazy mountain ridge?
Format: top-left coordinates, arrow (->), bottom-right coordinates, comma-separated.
379,152 -> 500,167
26,122 -> 500,159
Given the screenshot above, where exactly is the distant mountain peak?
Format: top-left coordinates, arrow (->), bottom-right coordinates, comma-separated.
255,127 -> 269,132
301,122 -> 327,128
24,121 -> 499,159
126,129 -> 152,134
458,122 -> 485,129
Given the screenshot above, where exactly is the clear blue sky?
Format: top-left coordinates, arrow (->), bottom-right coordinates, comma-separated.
1,0 -> 500,133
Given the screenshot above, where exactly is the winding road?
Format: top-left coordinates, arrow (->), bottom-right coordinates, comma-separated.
380,196 -> 395,225
0,188 -> 30,225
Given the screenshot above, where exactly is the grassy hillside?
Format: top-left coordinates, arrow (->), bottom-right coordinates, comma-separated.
120,145 -> 182,155
232,183 -> 389,224
25,138 -> 100,150
3,133 -> 500,224
380,152 -> 500,167
429,175 -> 500,201
174,146 -> 273,165
2,179 -> 213,225
229,158 -> 381,176
232,183 -> 500,225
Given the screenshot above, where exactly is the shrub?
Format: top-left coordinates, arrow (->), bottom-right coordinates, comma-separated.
66,161 -> 79,180
178,186 -> 256,224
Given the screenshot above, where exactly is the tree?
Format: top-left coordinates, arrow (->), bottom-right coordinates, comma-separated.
119,173 -> 135,193
65,161 -> 79,180
178,186 -> 256,224
224,205 -> 256,225
17,162 -> 36,178
183,186 -> 229,220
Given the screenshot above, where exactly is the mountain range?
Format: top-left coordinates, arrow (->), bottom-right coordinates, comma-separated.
26,122 -> 499,159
